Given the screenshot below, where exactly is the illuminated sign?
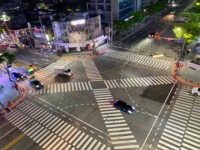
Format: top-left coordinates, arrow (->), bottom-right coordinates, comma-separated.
71,19 -> 85,25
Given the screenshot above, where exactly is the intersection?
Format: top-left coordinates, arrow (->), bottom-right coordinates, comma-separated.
1,0 -> 200,149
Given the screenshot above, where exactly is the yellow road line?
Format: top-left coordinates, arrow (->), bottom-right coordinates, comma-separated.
2,133 -> 25,150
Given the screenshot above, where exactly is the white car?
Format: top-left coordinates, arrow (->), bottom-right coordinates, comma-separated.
191,87 -> 200,96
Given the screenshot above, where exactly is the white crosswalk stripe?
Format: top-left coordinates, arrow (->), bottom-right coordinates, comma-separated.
4,100 -> 112,150
29,81 -> 92,95
82,60 -> 103,81
156,86 -> 200,150
104,76 -> 174,89
93,88 -> 140,149
29,75 -> 174,95
35,60 -> 72,80
103,49 -> 171,70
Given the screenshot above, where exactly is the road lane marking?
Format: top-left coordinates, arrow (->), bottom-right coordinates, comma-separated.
2,133 -> 25,150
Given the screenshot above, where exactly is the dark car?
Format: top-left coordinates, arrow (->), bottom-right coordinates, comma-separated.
30,79 -> 43,89
148,32 -> 155,38
10,72 -> 25,81
113,100 -> 135,114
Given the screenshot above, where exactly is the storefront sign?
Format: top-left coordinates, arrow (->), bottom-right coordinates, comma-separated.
71,19 -> 85,26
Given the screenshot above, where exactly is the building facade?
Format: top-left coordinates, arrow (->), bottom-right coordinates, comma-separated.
86,0 -> 141,23
141,0 -> 157,9
53,14 -> 107,52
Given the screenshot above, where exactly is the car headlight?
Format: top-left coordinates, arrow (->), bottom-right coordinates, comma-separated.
17,78 -> 20,80
128,110 -> 133,114
36,85 -> 39,88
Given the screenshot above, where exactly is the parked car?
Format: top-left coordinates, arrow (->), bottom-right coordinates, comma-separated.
10,72 -> 25,81
191,87 -> 200,96
113,100 -> 135,114
29,79 -> 43,89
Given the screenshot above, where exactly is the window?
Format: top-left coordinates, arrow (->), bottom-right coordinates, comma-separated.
119,7 -> 133,19
106,5 -> 111,11
119,0 -> 134,10
97,5 -> 104,10
106,0 -> 110,3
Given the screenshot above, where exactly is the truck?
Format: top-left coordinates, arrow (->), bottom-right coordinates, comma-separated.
54,66 -> 73,77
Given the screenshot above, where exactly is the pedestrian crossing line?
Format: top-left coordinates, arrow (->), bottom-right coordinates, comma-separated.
93,88 -> 140,149
5,100 -> 112,150
104,49 -> 171,70
156,86 -> 200,150
82,60 -> 103,81
35,60 -> 73,80
104,75 -> 174,89
29,81 -> 93,95
29,75 -> 175,95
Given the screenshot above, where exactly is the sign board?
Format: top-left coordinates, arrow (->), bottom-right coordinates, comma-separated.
71,19 -> 85,26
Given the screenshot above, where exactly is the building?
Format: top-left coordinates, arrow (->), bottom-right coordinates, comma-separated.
86,0 -> 141,23
141,0 -> 157,9
53,13 -> 107,52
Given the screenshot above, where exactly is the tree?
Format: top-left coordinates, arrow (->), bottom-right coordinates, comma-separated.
113,20 -> 132,33
147,0 -> 168,15
129,11 -> 146,24
0,53 -> 16,65
173,1 -> 200,44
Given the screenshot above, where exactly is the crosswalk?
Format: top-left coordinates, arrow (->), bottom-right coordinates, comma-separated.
29,81 -> 93,95
4,100 -> 112,150
103,49 -> 171,70
82,60 -> 103,81
93,88 -> 140,150
104,75 -> 174,88
34,60 -> 72,80
156,86 -> 200,150
29,75 -> 175,95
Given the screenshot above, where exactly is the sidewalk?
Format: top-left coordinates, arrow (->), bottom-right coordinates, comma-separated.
172,44 -> 200,87
0,69 -> 27,113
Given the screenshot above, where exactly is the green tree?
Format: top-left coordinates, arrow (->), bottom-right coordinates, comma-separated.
147,0 -> 167,15
173,1 -> 200,44
114,19 -> 133,33
0,53 -> 16,65
129,11 -> 146,24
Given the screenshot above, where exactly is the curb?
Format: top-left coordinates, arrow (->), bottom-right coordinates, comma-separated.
171,63 -> 200,87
